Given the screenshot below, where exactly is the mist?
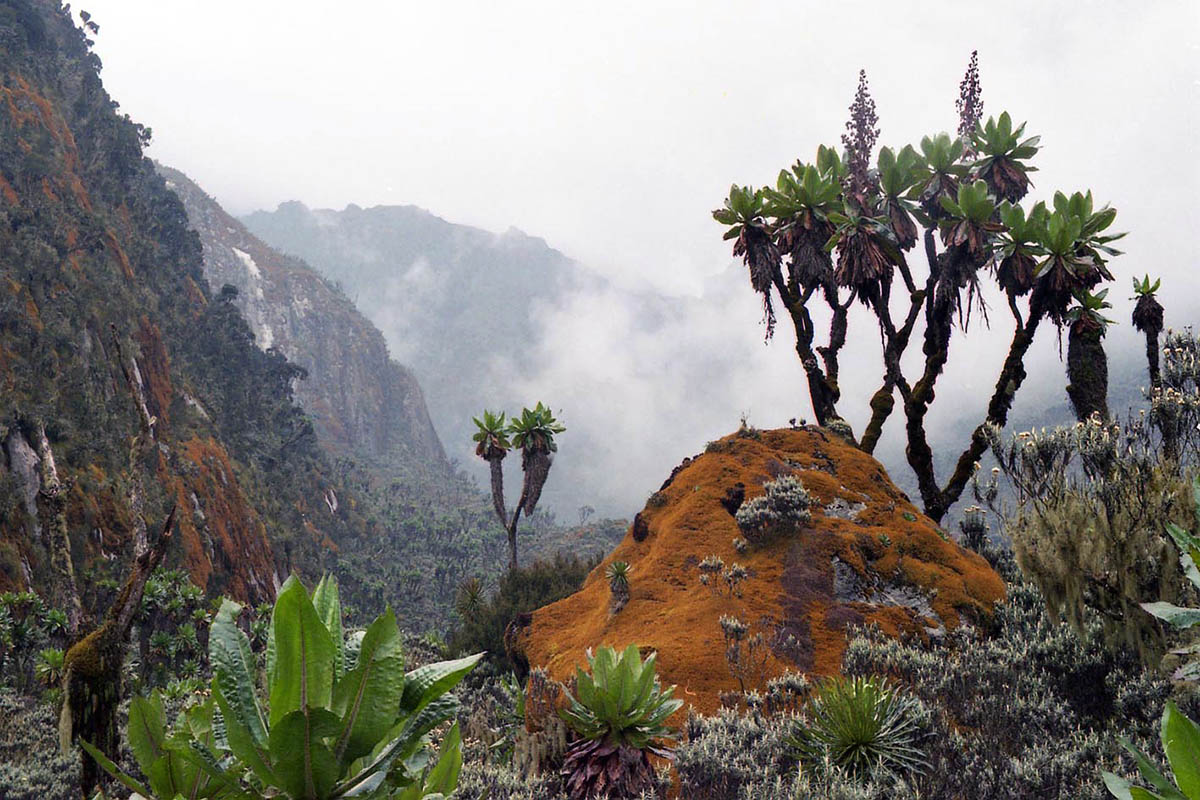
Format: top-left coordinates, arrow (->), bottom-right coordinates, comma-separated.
80,0 -> 1200,517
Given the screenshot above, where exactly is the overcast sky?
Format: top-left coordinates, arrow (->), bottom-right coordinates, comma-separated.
85,1 -> 1199,295
79,1 -> 1200,515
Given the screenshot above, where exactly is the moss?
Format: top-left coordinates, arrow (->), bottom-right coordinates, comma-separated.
517,427 -> 1005,717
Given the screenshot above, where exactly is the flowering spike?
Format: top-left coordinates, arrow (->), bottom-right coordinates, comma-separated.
842,69 -> 880,201
956,50 -> 984,144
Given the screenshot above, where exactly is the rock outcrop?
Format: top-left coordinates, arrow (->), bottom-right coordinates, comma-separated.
514,427 -> 1005,714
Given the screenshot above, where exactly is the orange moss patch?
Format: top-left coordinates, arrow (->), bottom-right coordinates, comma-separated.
134,319 -> 173,430
516,427 -> 1005,716
170,437 -> 275,604
184,276 -> 208,308
0,173 -> 17,205
103,229 -> 134,280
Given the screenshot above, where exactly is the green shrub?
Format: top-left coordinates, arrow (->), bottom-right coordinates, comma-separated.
788,676 -> 929,779
559,644 -> 681,799
83,574 -> 481,799
449,553 -> 597,674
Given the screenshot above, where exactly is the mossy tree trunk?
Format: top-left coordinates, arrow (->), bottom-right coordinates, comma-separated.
1067,323 -> 1110,422
60,506 -> 174,798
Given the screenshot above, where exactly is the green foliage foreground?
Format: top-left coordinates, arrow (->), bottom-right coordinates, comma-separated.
82,575 -> 481,799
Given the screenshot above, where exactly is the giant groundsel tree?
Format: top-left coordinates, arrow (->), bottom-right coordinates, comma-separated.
472,403 -> 565,568
714,52 -> 1128,522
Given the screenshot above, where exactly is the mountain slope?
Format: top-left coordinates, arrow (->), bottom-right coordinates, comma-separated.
241,202 -> 597,468
159,166 -> 445,470
0,0 -> 369,609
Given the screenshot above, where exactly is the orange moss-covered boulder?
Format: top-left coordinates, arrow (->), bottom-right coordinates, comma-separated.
513,427 -> 1005,715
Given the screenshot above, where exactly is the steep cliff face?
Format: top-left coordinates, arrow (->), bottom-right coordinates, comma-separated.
159,166 -> 445,468
241,201 -> 596,472
514,427 -> 1005,715
0,1 -> 367,609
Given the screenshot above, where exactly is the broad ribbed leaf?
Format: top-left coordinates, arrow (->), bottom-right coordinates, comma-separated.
424,723 -> 462,795
127,692 -> 168,772
213,677 -> 277,786
210,599 -> 267,749
1120,736 -> 1188,800
269,576 -> 336,727
331,607 -> 406,763
78,739 -> 152,799
1162,703 -> 1200,798
313,575 -> 345,680
270,708 -> 343,800
332,695 -> 460,797
399,653 -> 482,714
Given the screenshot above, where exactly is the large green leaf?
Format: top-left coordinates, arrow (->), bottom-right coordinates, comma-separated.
399,653 -> 483,715
331,607 -> 406,763
269,576 -> 337,727
332,695 -> 460,797
1162,702 -> 1200,798
127,691 -> 168,771
423,723 -> 462,796
213,676 -> 278,787
78,738 -> 152,799
1141,602 -> 1200,629
1120,735 -> 1189,800
210,599 -> 267,749
313,575 -> 345,680
269,708 -> 343,800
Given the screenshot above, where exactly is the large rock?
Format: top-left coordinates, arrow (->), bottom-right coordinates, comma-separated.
513,427 -> 1005,714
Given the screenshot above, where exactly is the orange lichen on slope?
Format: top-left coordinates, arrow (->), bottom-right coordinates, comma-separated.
515,427 -> 1005,716
170,436 -> 275,603
134,319 -> 173,429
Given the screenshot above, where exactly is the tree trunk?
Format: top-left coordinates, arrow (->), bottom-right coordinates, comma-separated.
35,424 -> 83,637
488,456 -> 507,526
1066,324 -> 1110,422
63,506 -> 174,797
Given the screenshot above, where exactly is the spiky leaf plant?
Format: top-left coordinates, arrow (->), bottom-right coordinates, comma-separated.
788,676 -> 929,780
1103,702 -> 1200,799
826,207 -> 903,304
971,112 -> 1040,202
606,561 -> 631,595
762,161 -> 840,289
81,575 -> 481,800
559,644 -> 683,799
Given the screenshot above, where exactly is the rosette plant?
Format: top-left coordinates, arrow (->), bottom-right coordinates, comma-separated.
82,575 -> 481,799
970,111 -> 1040,202
472,410 -> 512,523
1065,289 -> 1115,420
712,53 -> 1132,522
559,644 -> 682,799
472,402 -> 565,568
1132,274 -> 1167,390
